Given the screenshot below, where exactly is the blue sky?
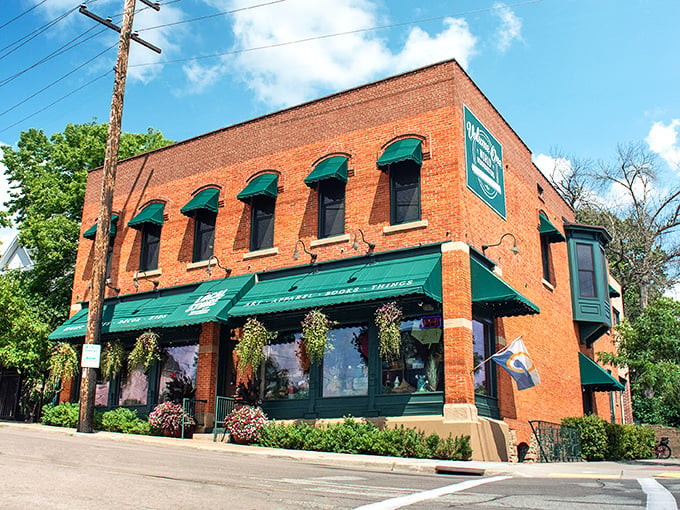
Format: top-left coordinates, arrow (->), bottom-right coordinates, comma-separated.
1,0 -> 680,249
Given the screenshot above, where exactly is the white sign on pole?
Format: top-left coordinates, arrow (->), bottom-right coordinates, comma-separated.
81,344 -> 101,369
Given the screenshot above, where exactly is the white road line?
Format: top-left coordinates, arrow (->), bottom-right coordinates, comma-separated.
353,475 -> 511,510
639,477 -> 678,510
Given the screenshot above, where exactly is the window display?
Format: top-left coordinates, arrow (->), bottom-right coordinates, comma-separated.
263,333 -> 309,400
118,365 -> 148,406
323,326 -> 369,398
158,343 -> 199,403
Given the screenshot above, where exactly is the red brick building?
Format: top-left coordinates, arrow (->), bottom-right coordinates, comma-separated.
51,59 -> 632,461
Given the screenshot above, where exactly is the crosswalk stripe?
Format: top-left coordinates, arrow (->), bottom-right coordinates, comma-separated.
639,477 -> 678,510
352,475 -> 510,510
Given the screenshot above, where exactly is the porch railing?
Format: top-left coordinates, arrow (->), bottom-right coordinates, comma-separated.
182,398 -> 207,439
529,420 -> 582,462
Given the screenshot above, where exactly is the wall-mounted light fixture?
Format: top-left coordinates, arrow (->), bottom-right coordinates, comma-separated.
206,256 -> 232,277
482,232 -> 520,256
292,240 -> 317,264
351,228 -> 375,254
133,274 -> 159,291
105,278 -> 120,293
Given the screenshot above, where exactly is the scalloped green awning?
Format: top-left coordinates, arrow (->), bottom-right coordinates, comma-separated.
539,213 -> 566,243
237,174 -> 278,202
180,188 -> 220,216
579,352 -> 625,391
304,156 -> 348,186
377,138 -> 423,170
470,257 -> 540,317
83,214 -> 118,240
48,274 -> 256,341
128,203 -> 165,230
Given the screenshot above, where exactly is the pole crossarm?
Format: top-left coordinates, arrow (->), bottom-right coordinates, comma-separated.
79,5 -> 162,54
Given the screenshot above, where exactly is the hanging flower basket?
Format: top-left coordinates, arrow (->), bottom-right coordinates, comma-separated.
100,340 -> 125,381
128,330 -> 160,374
236,318 -> 276,374
301,309 -> 336,364
48,342 -> 79,386
375,302 -> 403,360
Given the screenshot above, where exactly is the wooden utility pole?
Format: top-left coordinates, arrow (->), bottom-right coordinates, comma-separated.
77,0 -> 160,433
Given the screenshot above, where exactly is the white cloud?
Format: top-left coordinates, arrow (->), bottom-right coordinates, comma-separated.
646,119 -> 680,170
188,0 -> 477,107
493,2 -> 523,53
533,153 -> 571,183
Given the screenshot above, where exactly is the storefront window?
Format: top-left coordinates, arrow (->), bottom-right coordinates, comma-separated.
158,344 -> 199,402
118,365 -> 149,406
323,325 -> 369,398
94,379 -> 109,407
263,333 -> 309,400
382,315 -> 444,394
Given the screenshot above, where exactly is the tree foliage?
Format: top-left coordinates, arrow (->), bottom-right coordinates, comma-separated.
599,297 -> 680,427
0,122 -> 172,327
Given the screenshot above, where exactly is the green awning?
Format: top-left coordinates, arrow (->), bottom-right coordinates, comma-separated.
48,274 -> 256,341
128,203 -> 165,230
608,284 -> 621,298
229,252 -> 442,317
180,188 -> 220,216
579,352 -> 625,391
83,214 -> 118,240
237,174 -> 278,202
539,213 -> 566,243
470,257 -> 540,317
304,156 -> 348,186
377,138 -> 423,170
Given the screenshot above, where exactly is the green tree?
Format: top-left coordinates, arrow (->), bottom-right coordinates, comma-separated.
599,297 -> 680,427
0,122 -> 172,328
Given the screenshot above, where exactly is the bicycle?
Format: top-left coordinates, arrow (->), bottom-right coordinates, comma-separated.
655,437 -> 672,459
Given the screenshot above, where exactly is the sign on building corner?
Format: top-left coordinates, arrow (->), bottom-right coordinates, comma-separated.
464,105 -> 506,219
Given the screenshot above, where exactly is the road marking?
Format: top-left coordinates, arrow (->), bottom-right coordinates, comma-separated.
352,475 -> 510,510
639,477 -> 678,510
656,472 -> 680,479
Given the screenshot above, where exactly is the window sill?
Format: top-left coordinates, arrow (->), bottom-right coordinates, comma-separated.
542,279 -> 554,292
243,247 -> 279,260
187,260 -> 211,270
382,219 -> 428,235
134,269 -> 162,279
310,234 -> 350,248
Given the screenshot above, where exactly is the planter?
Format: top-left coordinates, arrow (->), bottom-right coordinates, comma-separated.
231,434 -> 250,445
162,428 -> 181,438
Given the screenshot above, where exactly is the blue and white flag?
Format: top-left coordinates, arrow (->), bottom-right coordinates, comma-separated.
491,336 -> 540,390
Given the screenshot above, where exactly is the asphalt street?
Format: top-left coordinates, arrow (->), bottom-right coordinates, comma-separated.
1,422 -> 679,509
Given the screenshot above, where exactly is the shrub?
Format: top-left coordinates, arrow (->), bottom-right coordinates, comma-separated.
226,406 -> 269,444
101,407 -> 150,435
563,415 -> 655,460
562,415 -> 608,461
41,402 -> 79,428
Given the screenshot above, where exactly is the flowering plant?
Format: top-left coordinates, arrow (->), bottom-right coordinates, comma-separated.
226,405 -> 269,444
48,342 -> 79,386
148,401 -> 195,435
100,340 -> 125,381
236,318 -> 276,374
375,302 -> 403,360
128,330 -> 160,374
301,309 -> 336,364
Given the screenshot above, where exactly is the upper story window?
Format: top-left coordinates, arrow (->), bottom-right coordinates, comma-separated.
83,214 -> 118,278
576,243 -> 597,297
304,156 -> 348,239
237,173 -> 278,252
538,212 -> 565,285
377,138 -> 423,226
180,187 -> 219,263
128,202 -> 165,272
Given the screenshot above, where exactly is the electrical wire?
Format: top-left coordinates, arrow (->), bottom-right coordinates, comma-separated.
0,0 -> 49,31
0,70 -> 113,135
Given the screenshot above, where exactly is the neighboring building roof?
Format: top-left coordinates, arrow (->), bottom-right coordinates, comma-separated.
0,235 -> 33,272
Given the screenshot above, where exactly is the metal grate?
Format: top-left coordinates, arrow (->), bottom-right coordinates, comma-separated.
529,420 -> 582,462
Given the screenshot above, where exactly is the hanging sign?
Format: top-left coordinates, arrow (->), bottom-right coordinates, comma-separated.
464,105 -> 506,219
81,344 -> 101,369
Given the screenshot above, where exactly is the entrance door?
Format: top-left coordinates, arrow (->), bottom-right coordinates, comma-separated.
0,369 -> 20,419
473,318 -> 499,419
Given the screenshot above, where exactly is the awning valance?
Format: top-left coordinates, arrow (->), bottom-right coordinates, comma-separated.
180,188 -> 220,216
304,156 -> 348,186
608,284 -> 621,298
377,138 -> 423,170
128,203 -> 165,230
83,214 -> 118,240
579,352 -> 625,391
229,252 -> 442,317
237,174 -> 278,202
48,274 -> 256,341
470,257 -> 540,317
539,213 -> 566,243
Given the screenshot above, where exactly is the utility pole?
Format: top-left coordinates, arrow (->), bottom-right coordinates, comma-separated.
77,0 -> 161,433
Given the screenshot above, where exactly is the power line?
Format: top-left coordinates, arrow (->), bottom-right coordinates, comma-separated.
131,0 -> 544,68
0,71 -> 112,135
0,43 -> 117,118
0,0 -> 48,31
137,0 -> 287,32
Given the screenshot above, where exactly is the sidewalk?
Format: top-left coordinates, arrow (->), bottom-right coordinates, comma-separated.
3,420 -> 680,480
